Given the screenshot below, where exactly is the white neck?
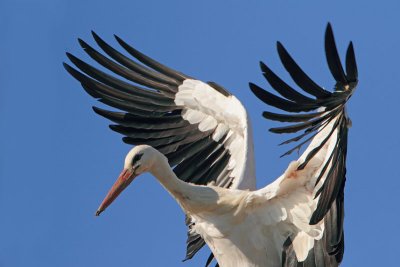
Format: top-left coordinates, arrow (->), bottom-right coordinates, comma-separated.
148,153 -> 185,193
147,151 -> 222,215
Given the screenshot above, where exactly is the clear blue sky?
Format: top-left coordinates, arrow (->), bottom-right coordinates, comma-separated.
1,1 -> 399,266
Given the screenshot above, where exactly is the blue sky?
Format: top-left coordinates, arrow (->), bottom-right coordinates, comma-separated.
1,1 -> 399,266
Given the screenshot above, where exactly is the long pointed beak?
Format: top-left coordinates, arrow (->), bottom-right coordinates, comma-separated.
95,168 -> 137,216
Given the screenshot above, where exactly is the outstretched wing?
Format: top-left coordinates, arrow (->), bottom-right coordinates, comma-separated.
251,23 -> 357,266
64,33 -> 255,262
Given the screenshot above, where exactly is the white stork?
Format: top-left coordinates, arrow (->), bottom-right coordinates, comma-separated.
64,23 -> 358,267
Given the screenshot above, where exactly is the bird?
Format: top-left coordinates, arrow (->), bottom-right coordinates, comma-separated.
64,23 -> 358,267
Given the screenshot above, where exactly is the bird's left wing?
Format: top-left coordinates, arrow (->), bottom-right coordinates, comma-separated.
250,23 -> 357,266
63,33 -> 255,261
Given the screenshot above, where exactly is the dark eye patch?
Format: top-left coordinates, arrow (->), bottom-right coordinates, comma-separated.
132,153 -> 144,166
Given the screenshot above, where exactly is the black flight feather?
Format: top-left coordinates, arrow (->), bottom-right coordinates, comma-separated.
251,23 -> 357,267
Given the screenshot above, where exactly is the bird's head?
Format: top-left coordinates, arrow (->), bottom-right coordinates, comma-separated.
95,145 -> 158,216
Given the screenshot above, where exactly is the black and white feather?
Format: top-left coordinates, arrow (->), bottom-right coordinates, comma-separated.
250,23 -> 357,266
63,32 -> 256,262
64,23 -> 358,267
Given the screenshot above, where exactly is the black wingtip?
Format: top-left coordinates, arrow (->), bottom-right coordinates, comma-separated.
92,106 -> 107,116
248,82 -> 259,95
63,61 -> 76,73
114,34 -> 124,45
65,52 -> 84,68
325,23 -> 333,44
91,31 -> 104,44
276,41 -> 284,53
109,124 -> 119,131
276,41 -> 289,60
122,136 -> 134,145
114,34 -> 133,52
114,34 -> 134,51
325,22 -> 349,86
325,23 -> 335,42
63,61 -> 77,75
326,22 -> 333,33
345,41 -> 358,82
62,62 -> 77,78
65,52 -> 74,61
109,125 -> 128,135
77,38 -> 91,50
277,36 -> 332,98
325,23 -> 334,45
62,62 -> 70,70
259,61 -> 268,73
348,41 -> 354,51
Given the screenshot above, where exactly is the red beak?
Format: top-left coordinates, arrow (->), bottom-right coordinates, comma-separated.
95,168 -> 137,216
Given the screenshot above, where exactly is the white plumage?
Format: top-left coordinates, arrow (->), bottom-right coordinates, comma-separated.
115,114 -> 336,266
65,23 -> 358,266
176,79 -> 255,190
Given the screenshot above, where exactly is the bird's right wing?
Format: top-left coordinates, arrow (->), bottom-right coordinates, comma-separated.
250,23 -> 357,266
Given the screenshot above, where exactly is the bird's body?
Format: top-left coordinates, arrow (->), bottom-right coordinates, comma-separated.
121,112 -> 337,266
65,23 -> 358,266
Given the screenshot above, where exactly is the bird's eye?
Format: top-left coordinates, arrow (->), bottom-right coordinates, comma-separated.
132,153 -> 144,166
